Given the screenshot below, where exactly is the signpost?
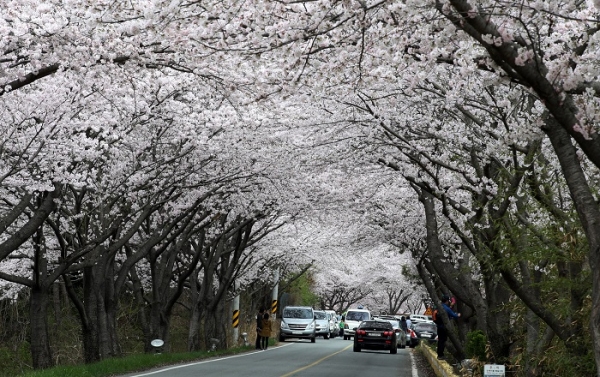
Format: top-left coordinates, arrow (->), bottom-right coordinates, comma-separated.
484,365 -> 505,377
424,307 -> 433,315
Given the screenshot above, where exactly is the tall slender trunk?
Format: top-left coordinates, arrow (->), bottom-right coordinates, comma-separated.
188,276 -> 202,351
82,266 -> 100,363
30,286 -> 53,369
104,257 -> 121,357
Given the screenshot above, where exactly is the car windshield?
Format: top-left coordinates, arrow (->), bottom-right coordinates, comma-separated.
359,321 -> 392,330
283,308 -> 313,319
415,323 -> 436,331
314,311 -> 326,320
346,311 -> 369,321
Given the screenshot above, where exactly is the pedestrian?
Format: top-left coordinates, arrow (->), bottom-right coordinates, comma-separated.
400,316 -> 408,332
255,307 -> 265,349
339,315 -> 345,337
260,312 -> 272,350
434,295 -> 460,360
405,315 -> 412,330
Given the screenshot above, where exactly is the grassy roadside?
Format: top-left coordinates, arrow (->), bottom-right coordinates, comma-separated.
17,344 -> 258,377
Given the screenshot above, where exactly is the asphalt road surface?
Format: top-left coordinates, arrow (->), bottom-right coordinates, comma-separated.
120,337 -> 434,377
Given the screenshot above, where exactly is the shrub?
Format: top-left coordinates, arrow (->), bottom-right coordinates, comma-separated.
465,330 -> 487,361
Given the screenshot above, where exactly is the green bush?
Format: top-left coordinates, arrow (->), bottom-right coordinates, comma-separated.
465,330 -> 487,361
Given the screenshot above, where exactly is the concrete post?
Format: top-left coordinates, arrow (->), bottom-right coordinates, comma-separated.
271,268 -> 280,318
232,283 -> 240,344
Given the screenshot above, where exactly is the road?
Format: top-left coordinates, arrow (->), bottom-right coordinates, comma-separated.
121,337 -> 429,377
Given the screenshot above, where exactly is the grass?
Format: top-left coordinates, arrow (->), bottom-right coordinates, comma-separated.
17,343 -> 259,377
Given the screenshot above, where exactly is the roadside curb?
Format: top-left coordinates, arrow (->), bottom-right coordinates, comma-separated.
419,344 -> 461,377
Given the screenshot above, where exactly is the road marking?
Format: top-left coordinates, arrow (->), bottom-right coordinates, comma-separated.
410,350 -> 419,377
129,344 -> 295,376
279,344 -> 353,377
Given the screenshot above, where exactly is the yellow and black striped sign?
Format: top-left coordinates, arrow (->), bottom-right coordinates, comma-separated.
271,300 -> 277,314
232,309 -> 239,328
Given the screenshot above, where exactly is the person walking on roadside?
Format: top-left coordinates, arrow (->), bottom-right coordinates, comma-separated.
434,295 -> 460,360
259,312 -> 272,350
255,307 -> 265,349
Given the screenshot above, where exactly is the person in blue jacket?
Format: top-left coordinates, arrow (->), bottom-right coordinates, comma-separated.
434,295 -> 460,360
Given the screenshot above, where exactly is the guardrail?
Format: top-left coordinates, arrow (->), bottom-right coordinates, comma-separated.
419,344 -> 461,377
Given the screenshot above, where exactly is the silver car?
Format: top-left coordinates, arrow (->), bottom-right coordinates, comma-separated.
313,310 -> 331,339
279,306 -> 317,343
325,310 -> 340,338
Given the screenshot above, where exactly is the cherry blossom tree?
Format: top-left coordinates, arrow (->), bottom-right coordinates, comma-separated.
1,1 -> 600,375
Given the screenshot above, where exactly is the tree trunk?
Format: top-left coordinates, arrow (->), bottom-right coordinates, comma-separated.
82,265 -> 101,363
483,278 -> 512,363
543,119 -> 600,370
104,261 -> 122,358
29,286 -> 53,369
203,299 -> 228,350
188,275 -> 202,351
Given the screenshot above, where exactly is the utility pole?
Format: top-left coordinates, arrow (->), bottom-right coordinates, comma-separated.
232,282 -> 240,344
271,267 -> 280,318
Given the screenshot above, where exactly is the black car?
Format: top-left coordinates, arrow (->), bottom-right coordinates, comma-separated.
353,320 -> 398,354
411,322 -> 438,345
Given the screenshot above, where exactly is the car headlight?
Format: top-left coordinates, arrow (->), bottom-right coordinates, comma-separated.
280,321 -> 289,329
307,321 -> 315,329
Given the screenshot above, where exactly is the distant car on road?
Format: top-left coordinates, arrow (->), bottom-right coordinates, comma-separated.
313,310 -> 331,339
344,308 -> 371,340
279,306 -> 316,343
410,314 -> 434,324
409,322 -> 438,346
353,320 -> 398,354
324,310 -> 340,338
374,315 -> 406,349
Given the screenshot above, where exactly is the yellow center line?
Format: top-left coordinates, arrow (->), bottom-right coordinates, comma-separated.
280,344 -> 353,377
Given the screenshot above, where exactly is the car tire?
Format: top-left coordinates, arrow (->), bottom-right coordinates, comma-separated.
324,334 -> 329,340
391,347 -> 398,354
279,334 -> 285,342
311,337 -> 316,343
353,344 -> 361,352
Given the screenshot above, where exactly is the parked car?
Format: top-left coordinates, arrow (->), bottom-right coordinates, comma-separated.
324,310 -> 340,338
411,322 -> 438,345
375,315 -> 406,349
343,308 -> 371,340
410,314 -> 434,324
313,310 -> 331,339
353,320 -> 398,354
279,306 -> 316,343
407,327 -> 419,348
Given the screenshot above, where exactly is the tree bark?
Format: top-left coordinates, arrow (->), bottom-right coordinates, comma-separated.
29,286 -> 53,369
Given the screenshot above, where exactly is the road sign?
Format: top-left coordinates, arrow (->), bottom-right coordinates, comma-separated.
424,307 -> 433,315
484,365 -> 505,377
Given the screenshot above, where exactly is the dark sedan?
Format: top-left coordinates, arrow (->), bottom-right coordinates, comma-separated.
410,322 -> 438,345
353,320 -> 398,354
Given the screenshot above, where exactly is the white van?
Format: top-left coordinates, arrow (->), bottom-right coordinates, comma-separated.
343,308 -> 371,339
